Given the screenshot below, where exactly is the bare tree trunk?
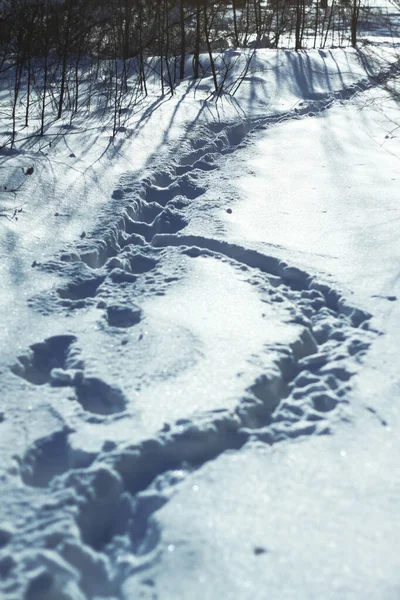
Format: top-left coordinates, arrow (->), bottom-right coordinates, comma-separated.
11,59 -> 23,148
25,55 -> 31,127
138,1 -> 148,95
232,0 -> 240,47
253,0 -> 261,38
193,1 -> 201,79
295,0 -> 304,50
40,48 -> 49,137
300,0 -> 307,47
320,4 -> 328,46
244,1 -> 251,45
179,0 -> 186,79
313,0 -> 320,49
74,49 -> 82,114
57,0 -> 73,120
351,0 -> 361,47
203,1 -> 218,93
323,0 -> 335,48
164,0 -> 174,94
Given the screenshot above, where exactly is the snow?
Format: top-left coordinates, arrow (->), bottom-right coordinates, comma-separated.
216,99 -> 400,301
143,430 -> 400,600
0,33 -> 400,600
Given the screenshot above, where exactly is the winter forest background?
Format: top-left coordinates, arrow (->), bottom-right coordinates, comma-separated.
1,0 -> 398,146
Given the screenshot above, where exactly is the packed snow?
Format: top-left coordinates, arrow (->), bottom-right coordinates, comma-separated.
0,21 -> 400,600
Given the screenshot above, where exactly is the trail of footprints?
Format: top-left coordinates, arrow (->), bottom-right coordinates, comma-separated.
3,81 -> 386,599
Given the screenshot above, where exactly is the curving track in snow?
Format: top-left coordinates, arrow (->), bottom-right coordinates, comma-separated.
1,67 -> 392,599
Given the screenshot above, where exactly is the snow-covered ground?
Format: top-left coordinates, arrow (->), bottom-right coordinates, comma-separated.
0,38 -> 400,600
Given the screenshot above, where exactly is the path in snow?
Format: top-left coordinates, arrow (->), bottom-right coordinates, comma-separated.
0,61 -> 395,599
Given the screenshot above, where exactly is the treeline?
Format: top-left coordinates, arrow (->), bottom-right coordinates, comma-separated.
1,0 -> 366,62
0,0 -> 371,144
